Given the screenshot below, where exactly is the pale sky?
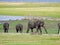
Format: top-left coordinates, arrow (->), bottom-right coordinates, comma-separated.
0,0 -> 60,2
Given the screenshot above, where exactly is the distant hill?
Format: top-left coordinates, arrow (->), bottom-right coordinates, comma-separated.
0,0 -> 60,2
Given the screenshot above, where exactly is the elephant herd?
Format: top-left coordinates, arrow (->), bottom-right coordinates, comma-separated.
3,19 -> 60,34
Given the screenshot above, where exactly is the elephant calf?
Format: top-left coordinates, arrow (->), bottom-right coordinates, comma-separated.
3,22 -> 9,33
16,24 -> 23,33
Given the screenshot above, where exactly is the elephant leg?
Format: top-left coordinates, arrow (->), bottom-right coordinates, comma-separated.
58,28 -> 60,34
43,26 -> 48,34
31,28 -> 33,33
4,29 -> 6,33
26,28 -> 29,33
6,29 -> 8,33
4,28 -> 7,33
20,30 -> 22,33
20,28 -> 22,33
39,27 -> 42,34
16,29 -> 19,33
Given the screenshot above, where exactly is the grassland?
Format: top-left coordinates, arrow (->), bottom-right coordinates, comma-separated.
0,19 -> 59,45
0,2 -> 60,18
0,33 -> 60,45
0,7 -> 60,18
0,2 -> 60,8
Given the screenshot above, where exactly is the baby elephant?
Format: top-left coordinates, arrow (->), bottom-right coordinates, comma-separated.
16,24 -> 23,33
3,22 -> 9,33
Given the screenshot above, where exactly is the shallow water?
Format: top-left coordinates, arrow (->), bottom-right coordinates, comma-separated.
0,15 -> 25,21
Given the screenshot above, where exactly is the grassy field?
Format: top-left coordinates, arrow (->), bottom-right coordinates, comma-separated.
0,2 -> 60,8
0,2 -> 60,18
0,33 -> 60,45
0,7 -> 60,18
0,19 -> 59,45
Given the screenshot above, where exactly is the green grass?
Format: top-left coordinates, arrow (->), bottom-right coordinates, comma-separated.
0,7 -> 60,18
0,2 -> 60,18
0,33 -> 60,45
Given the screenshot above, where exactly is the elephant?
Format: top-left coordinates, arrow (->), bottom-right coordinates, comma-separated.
16,24 -> 23,33
26,19 -> 48,34
3,22 -> 9,33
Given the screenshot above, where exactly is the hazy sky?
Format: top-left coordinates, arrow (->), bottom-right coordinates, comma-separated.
0,0 -> 60,2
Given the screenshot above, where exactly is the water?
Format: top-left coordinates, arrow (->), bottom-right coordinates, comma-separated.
0,0 -> 60,2
0,15 -> 25,21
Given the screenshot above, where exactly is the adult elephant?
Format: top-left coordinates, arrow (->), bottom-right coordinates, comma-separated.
26,19 -> 48,34
16,24 -> 23,33
3,22 -> 9,33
